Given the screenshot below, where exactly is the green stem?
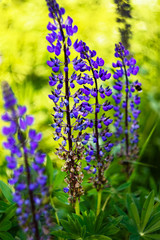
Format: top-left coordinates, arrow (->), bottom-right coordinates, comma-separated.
96,190 -> 102,216
50,196 -> 64,240
50,196 -> 60,225
75,198 -> 80,216
102,194 -> 111,211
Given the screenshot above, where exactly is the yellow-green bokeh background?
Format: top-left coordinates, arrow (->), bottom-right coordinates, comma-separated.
0,0 -> 160,182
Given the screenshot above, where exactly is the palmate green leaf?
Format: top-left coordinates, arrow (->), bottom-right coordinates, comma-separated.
144,220 -> 160,234
82,211 -> 96,234
144,211 -> 160,233
61,216 -> 82,237
152,202 -> 160,216
144,234 -> 160,239
101,216 -> 122,235
100,224 -> 119,236
46,155 -> 54,186
114,205 -> 129,219
109,216 -> 123,226
15,229 -> 26,240
0,204 -> 16,224
141,192 -> 155,232
117,182 -> 131,192
0,201 -> 10,213
84,235 -> 112,240
70,215 -> 86,239
95,211 -> 104,233
54,192 -> 69,205
143,237 -> 153,240
130,202 -> 140,231
51,230 -> 78,239
53,170 -> 66,190
126,194 -> 134,214
129,235 -> 140,240
0,220 -> 12,231
0,181 -> 13,203
72,213 -> 84,226
123,219 -> 139,234
0,232 -> 14,240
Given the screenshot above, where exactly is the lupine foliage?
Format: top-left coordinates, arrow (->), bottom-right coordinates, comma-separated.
0,0 -> 160,240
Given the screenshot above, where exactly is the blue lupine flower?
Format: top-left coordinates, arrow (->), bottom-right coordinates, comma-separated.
112,42 -> 141,160
73,40 -> 113,190
1,82 -> 52,240
46,0 -> 85,204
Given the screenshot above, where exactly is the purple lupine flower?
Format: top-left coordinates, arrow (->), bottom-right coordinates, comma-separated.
1,82 -> 52,240
46,0 -> 85,204
73,40 -> 113,191
112,42 -> 141,163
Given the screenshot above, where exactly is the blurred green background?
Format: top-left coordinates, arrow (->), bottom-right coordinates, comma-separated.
0,0 -> 160,188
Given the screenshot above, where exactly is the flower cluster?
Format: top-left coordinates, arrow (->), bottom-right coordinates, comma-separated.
73,40 -> 114,191
112,42 -> 141,161
1,82 -> 52,240
46,0 -> 85,204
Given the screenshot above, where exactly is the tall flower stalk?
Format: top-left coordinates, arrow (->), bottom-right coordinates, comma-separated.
114,0 -> 132,49
73,40 -> 113,214
46,0 -> 85,207
112,42 -> 141,174
1,82 -> 52,240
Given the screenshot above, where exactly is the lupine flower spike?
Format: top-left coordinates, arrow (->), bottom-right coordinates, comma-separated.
1,82 -> 53,240
73,40 -> 114,192
112,42 -> 141,173
46,0 -> 85,205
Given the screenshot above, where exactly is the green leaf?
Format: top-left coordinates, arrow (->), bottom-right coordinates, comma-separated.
0,220 -> 12,231
130,202 -> 140,231
144,220 -> 160,234
114,205 -> 128,219
95,211 -> 104,233
0,181 -> 13,203
123,219 -> 139,234
111,216 -> 123,226
152,202 -> 160,216
129,235 -> 140,240
101,224 -> 119,236
141,192 -> 155,232
143,237 -> 153,240
61,216 -> 81,237
82,211 -> 96,234
15,229 -> 26,240
84,235 -> 112,240
54,192 -> 69,205
46,155 -> 54,186
0,204 -> 16,224
145,234 -> 160,239
0,232 -> 14,240
0,201 -> 10,213
51,230 -> 78,239
144,211 -> 160,233
53,171 -> 66,190
139,121 -> 158,158
101,216 -> 122,235
117,182 -> 131,192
